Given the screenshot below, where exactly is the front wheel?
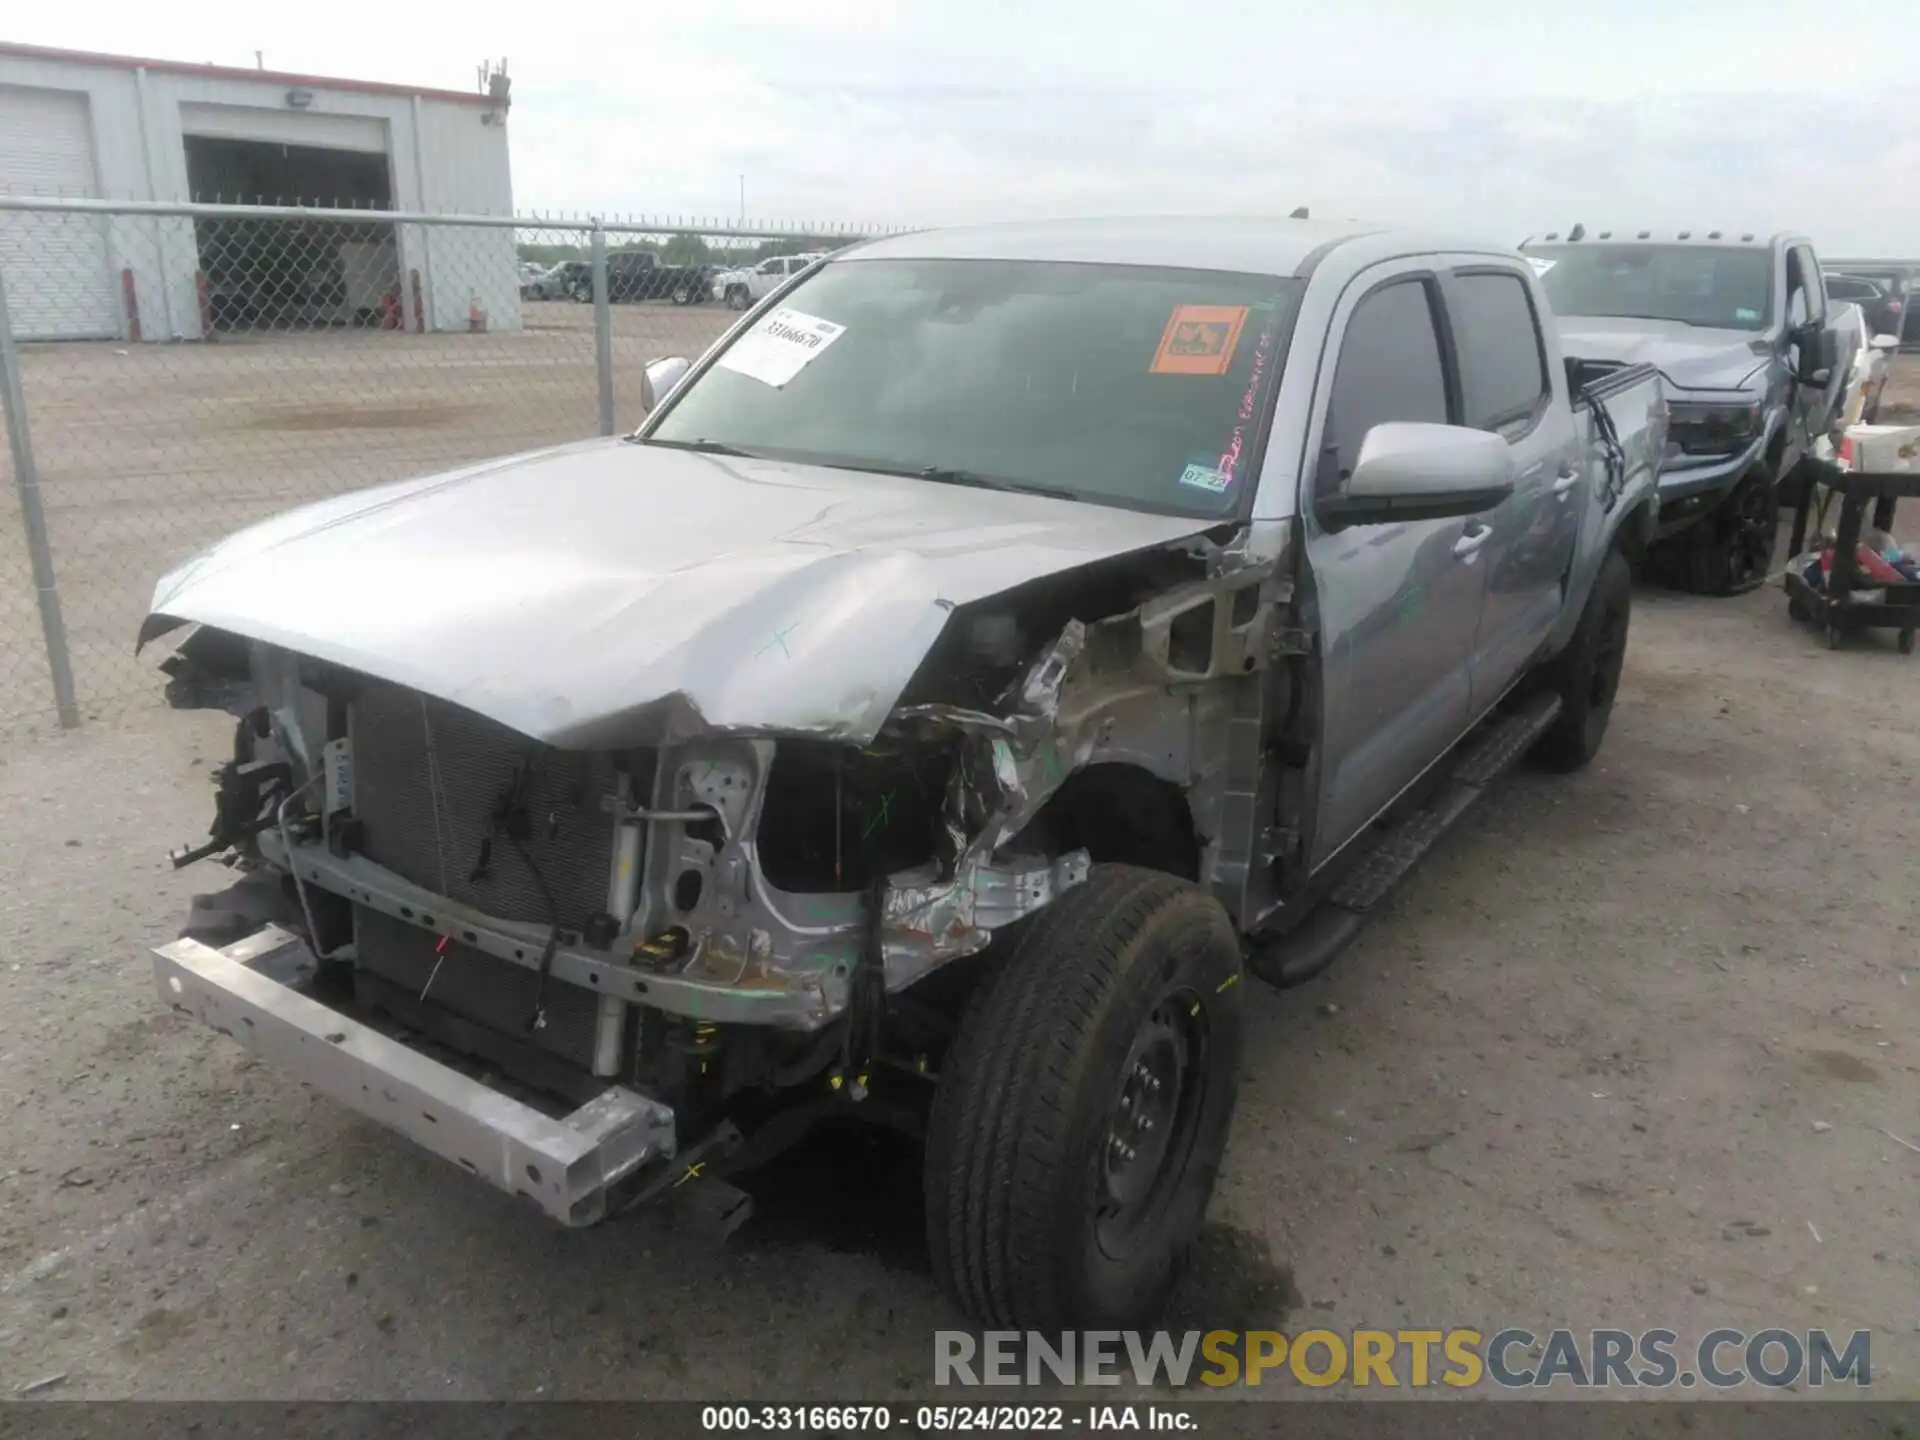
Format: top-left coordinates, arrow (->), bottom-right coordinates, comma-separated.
924,865 -> 1243,1329
726,285 -> 750,311
1531,548 -> 1632,772
1667,470 -> 1778,596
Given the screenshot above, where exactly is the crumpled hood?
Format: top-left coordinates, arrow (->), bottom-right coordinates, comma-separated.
143,438 -> 1212,748
1555,316 -> 1771,393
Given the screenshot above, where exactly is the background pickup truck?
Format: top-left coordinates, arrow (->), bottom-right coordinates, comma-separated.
566,250 -> 716,305
1521,227 -> 1842,595
143,217 -> 1664,1333
710,251 -> 828,309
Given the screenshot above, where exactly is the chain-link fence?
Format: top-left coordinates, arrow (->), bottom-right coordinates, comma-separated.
0,196 -> 898,731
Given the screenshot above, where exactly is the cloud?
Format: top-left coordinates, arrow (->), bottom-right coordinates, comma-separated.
11,0 -> 1920,254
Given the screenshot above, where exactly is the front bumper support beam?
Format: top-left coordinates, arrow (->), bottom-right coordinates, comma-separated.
153,925 -> 677,1226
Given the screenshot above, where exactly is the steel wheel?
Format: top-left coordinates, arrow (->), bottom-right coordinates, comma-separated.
1095,991 -> 1210,1259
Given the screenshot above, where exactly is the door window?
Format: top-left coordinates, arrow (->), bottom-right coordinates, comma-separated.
1451,272 -> 1550,434
1786,248 -> 1824,327
1317,279 -> 1452,500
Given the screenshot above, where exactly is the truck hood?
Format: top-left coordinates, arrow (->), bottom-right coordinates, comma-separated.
1554,316 -> 1770,393
142,439 -> 1213,748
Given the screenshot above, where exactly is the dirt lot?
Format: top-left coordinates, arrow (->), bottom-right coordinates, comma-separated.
0,354 -> 1914,1405
0,301 -> 741,729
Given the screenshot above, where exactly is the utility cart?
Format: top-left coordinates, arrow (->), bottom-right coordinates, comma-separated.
1784,451 -> 1920,654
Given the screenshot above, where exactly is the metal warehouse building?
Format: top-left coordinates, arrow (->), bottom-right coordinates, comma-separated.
0,42 -> 518,340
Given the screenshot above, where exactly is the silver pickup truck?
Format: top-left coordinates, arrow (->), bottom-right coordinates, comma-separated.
1521,228 -> 1845,594
142,217 -> 1664,1330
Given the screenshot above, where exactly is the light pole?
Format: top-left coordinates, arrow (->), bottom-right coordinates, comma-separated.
738,174 -> 745,225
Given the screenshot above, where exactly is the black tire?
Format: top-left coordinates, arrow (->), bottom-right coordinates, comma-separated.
1532,548 -> 1632,773
1665,470 -> 1778,596
726,285 -> 750,311
924,865 -> 1243,1329
570,282 -> 591,303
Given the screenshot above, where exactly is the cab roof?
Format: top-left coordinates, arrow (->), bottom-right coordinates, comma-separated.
1522,228 -> 1805,248
843,216 -> 1512,279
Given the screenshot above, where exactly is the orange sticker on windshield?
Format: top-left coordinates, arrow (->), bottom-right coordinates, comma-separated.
1151,305 -> 1249,375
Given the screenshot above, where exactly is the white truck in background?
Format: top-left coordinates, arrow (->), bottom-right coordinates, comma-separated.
711,252 -> 828,310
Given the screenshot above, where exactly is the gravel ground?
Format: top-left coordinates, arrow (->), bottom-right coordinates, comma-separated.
0,364 -> 1915,1405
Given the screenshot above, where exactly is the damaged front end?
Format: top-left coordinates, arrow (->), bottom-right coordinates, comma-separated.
149,518 -> 1301,1224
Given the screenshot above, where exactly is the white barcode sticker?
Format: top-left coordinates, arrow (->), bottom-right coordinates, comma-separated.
717,307 -> 847,388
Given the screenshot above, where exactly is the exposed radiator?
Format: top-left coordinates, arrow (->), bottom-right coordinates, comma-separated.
345,681 -> 649,1073
350,681 -> 630,930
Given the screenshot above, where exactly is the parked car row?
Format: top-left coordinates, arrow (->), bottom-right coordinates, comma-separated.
516,250 -> 843,307
1821,270 -> 1906,339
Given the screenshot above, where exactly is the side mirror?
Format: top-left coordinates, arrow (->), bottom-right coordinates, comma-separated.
1871,333 -> 1901,352
1318,423 -> 1517,529
1795,323 -> 1837,384
639,355 -> 692,412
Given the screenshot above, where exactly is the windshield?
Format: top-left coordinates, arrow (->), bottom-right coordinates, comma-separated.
645,257 -> 1304,518
1526,244 -> 1773,331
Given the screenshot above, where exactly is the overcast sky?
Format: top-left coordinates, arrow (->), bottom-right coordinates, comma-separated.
15,0 -> 1920,254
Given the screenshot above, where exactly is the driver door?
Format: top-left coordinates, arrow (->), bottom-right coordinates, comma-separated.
1302,267 -> 1491,869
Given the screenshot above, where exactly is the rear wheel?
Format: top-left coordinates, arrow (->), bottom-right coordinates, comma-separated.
924,865 -> 1243,1328
1532,548 -> 1632,772
726,284 -> 750,310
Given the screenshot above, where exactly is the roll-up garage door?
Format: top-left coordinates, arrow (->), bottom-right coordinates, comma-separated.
0,85 -> 120,339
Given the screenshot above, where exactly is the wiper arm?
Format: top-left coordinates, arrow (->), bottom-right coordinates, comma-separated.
636,436 -> 766,457
912,466 -> 1082,503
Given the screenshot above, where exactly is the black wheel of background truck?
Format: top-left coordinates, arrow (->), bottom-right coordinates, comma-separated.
570,281 -> 591,303
1675,470 -> 1778,596
726,284 -> 750,310
923,864 -> 1243,1329
671,281 -> 695,305
1531,548 -> 1632,773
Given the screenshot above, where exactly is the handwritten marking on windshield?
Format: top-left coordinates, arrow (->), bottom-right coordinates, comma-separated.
757,624 -> 799,658
1216,325 -> 1277,488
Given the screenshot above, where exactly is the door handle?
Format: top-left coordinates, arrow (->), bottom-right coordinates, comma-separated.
1551,466 -> 1582,496
1453,523 -> 1493,558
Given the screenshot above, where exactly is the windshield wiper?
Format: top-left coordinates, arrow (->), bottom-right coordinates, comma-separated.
636,436 -> 767,457
1596,312 -> 1715,328
918,466 -> 1081,501
812,456 -> 1082,502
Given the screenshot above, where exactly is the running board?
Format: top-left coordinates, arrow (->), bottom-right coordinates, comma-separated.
1247,690 -> 1562,989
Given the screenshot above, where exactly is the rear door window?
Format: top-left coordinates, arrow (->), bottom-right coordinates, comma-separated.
1450,271 -> 1550,434
1317,278 -> 1452,500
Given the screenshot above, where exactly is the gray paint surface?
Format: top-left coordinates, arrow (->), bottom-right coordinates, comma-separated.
1553,317 -> 1769,392
144,437 -> 1209,748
